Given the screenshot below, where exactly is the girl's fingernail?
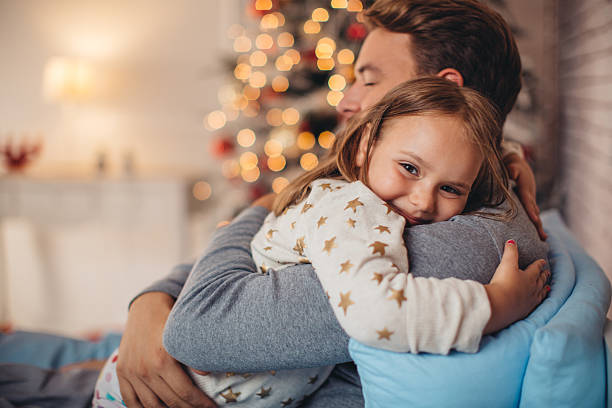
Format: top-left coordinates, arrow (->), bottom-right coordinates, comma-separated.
507,239 -> 516,245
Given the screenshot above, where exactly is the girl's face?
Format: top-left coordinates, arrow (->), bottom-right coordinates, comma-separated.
356,114 -> 483,226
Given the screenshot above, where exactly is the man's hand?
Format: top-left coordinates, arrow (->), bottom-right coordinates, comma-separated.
116,292 -> 217,408
504,153 -> 547,240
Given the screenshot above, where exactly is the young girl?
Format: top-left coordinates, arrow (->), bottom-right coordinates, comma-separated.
94,77 -> 544,407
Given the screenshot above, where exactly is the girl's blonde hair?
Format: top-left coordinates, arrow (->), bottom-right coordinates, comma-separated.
273,77 -> 517,219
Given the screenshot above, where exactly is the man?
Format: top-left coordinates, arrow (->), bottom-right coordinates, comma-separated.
117,1 -> 546,407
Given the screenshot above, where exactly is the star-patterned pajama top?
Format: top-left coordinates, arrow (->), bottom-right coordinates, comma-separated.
252,178 -> 492,354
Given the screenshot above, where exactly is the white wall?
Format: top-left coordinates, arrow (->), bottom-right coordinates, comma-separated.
0,0 -> 240,177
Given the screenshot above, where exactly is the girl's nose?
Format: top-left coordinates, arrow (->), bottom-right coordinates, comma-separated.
409,189 -> 435,214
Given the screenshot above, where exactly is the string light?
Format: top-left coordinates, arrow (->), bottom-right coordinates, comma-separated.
240,151 -> 258,170
337,48 -> 355,64
328,74 -> 346,91
318,37 -> 336,52
260,13 -> 279,30
315,43 -> 334,59
300,152 -> 319,170
282,107 -> 300,125
319,131 -> 336,148
249,50 -> 267,67
275,55 -> 293,71
234,63 -> 251,81
272,176 -> 290,193
249,71 -> 267,88
277,32 -> 295,47
317,58 -> 335,71
273,12 -> 286,26
256,33 -> 274,50
327,90 -> 344,106
227,24 -> 245,39
272,75 -> 289,92
284,49 -> 301,65
303,20 -> 321,34
267,154 -> 286,171
192,181 -> 212,201
297,131 -> 315,150
264,139 -> 283,156
237,128 -> 256,147
206,111 -> 227,130
233,36 -> 252,53
347,0 -> 363,12
255,0 -> 273,11
331,0 -> 348,8
266,108 -> 284,126
312,8 -> 330,22
241,167 -> 260,182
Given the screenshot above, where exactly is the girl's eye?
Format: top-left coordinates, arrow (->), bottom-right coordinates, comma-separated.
441,185 -> 461,195
401,163 -> 418,175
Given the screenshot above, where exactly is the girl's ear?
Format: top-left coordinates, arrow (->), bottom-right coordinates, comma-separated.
355,124 -> 371,168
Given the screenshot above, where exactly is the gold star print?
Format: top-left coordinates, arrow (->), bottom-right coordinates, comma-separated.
301,202 -> 314,214
281,398 -> 294,406
269,370 -> 277,375
266,229 -> 278,240
377,327 -> 394,340
290,221 -> 296,230
220,387 -> 241,403
241,373 -> 252,379
225,372 -> 236,377
391,263 -> 399,271
317,216 -> 328,228
388,288 -> 407,308
369,241 -> 388,256
344,197 -> 364,213
340,260 -> 354,274
346,218 -> 356,228
383,203 -> 394,214
264,246 -> 272,251
372,273 -> 384,285
308,375 -> 319,384
260,264 -> 268,274
374,225 -> 390,234
299,258 -> 309,264
338,291 -> 355,315
320,183 -> 332,191
323,236 -> 337,254
293,236 -> 306,256
256,387 -> 271,398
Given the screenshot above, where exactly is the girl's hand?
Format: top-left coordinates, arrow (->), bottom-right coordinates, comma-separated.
117,292 -> 217,408
483,240 -> 550,334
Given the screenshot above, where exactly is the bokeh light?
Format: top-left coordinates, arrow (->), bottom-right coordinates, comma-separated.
272,75 -> 289,92
256,33 -> 274,50
233,94 -> 249,110
347,0 -> 363,12
303,20 -> 321,34
206,111 -> 227,130
218,85 -> 238,105
272,177 -> 290,193
327,90 -> 344,106
312,8 -> 330,22
331,0 -> 348,8
274,12 -> 286,26
233,36 -> 252,53
222,159 -> 240,178
250,50 -> 267,67
241,167 -> 260,183
277,32 -> 295,47
315,43 -> 334,59
284,49 -> 301,65
192,181 -> 212,201
337,48 -> 355,64
249,71 -> 267,88
297,131 -> 316,150
266,108 -> 284,126
260,13 -> 279,30
255,0 -> 273,11
317,58 -> 335,71
237,128 -> 256,147
243,85 -> 261,100
240,151 -> 259,170
300,152 -> 319,170
267,154 -> 287,172
227,24 -> 245,39
264,139 -> 284,156
234,63 -> 251,80
275,55 -> 293,71
328,74 -> 347,91
282,107 -> 300,125
319,131 -> 336,149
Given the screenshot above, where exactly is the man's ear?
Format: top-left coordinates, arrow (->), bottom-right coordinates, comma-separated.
355,124 -> 371,168
436,68 -> 464,87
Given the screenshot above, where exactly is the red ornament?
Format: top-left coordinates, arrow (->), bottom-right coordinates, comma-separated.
346,23 -> 367,40
209,136 -> 235,158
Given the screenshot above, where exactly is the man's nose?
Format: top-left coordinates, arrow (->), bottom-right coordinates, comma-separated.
336,84 -> 361,121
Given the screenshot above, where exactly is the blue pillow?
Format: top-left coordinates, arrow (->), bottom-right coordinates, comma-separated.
520,211 -> 610,407
349,210 -> 608,407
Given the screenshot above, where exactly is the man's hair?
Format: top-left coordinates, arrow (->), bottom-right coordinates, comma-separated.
363,0 -> 522,121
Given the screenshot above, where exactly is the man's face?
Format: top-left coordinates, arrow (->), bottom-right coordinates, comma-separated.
336,28 -> 420,122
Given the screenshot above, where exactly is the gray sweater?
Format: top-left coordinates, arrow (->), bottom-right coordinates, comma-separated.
139,195 -> 547,373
